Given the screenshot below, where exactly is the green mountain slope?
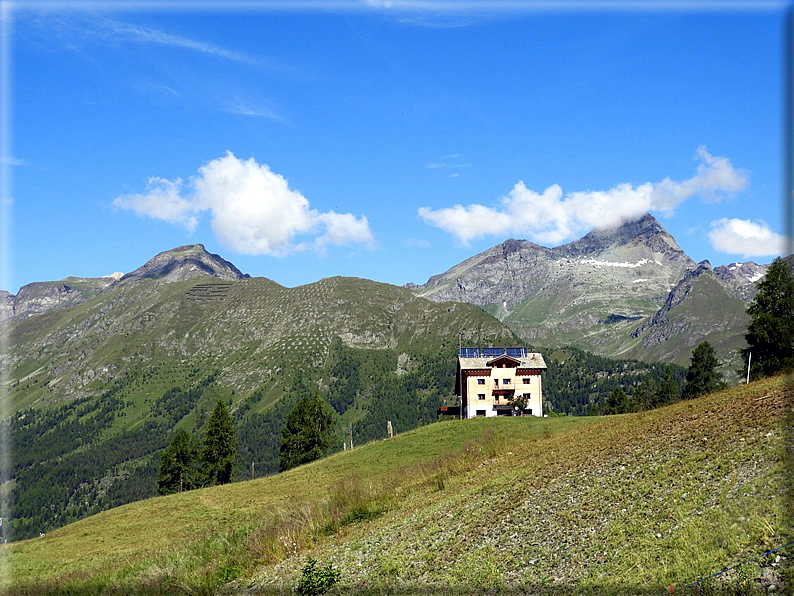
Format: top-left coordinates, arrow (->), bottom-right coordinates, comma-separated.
5,374 -> 790,595
626,263 -> 749,368
3,268 -> 518,540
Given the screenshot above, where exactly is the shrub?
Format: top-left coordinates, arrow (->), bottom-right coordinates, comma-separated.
296,558 -> 340,596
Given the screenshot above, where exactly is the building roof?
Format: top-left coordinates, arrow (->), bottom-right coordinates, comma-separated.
458,353 -> 547,370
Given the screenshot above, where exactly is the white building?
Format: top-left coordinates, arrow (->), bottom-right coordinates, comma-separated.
455,347 -> 547,418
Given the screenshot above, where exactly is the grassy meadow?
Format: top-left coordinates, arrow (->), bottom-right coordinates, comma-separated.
3,374 -> 792,595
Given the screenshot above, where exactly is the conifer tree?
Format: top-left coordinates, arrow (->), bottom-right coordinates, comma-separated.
684,341 -> 724,399
742,257 -> 794,379
605,386 -> 628,415
158,429 -> 200,495
631,374 -> 657,411
654,365 -> 680,406
202,399 -> 238,486
280,393 -> 337,472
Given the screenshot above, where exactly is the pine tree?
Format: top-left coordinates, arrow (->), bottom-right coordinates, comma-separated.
654,365 -> 680,406
158,429 -> 200,495
631,374 -> 657,411
684,341 -> 724,399
605,386 -> 628,415
202,399 -> 238,486
743,257 -> 794,379
280,393 -> 337,472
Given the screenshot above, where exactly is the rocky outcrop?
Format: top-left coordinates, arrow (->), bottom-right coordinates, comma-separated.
627,262 -> 749,363
2,245 -> 249,323
0,277 -> 118,323
412,214 -> 699,359
556,214 -> 691,267
418,240 -> 555,309
713,261 -> 767,302
632,261 -> 713,340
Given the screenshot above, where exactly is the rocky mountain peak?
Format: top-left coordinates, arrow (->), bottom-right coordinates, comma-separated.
499,238 -> 536,255
713,260 -> 767,301
556,213 -> 685,259
116,244 -> 249,285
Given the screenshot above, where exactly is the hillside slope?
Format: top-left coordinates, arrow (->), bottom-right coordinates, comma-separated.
3,265 -> 517,540
5,374 -> 790,595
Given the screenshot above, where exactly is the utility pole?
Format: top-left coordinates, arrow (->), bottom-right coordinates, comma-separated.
387,420 -> 393,438
746,351 -> 752,384
349,423 -> 354,450
251,461 -> 255,480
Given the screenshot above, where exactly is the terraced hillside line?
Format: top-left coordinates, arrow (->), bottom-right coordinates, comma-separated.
186,282 -> 234,302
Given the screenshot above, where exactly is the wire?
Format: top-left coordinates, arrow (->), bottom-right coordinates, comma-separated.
676,539 -> 794,593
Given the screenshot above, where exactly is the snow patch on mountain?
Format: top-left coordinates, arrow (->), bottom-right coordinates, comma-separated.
579,258 -> 652,269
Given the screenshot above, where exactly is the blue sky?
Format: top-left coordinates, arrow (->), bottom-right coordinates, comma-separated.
3,2 -> 792,293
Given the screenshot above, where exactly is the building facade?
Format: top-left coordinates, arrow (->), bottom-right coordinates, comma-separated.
455,347 -> 547,418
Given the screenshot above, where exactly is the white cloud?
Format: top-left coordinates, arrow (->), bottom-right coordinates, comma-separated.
315,211 -> 375,252
426,154 -> 469,170
649,146 -> 747,212
708,218 -> 790,258
27,13 -> 259,65
419,147 -> 748,245
113,177 -> 198,231
104,19 -> 257,64
114,152 -> 374,256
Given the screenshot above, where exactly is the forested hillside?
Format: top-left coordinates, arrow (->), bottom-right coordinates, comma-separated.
3,271 -> 517,541
4,317 -> 687,540
543,346 -> 686,415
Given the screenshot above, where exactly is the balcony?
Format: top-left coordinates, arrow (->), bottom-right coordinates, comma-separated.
492,398 -> 515,409
492,381 -> 515,395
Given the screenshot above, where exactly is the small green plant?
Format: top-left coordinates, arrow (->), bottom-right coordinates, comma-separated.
296,557 -> 340,596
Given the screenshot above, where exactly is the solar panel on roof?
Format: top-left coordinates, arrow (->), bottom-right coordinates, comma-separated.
459,347 -> 528,357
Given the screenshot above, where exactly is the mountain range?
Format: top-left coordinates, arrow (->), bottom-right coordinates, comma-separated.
411,213 -> 773,367
1,213 -> 783,540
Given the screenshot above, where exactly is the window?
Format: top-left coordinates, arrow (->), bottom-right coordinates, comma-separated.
523,378 -> 530,384
476,410 -> 486,417
503,378 -> 510,384
478,393 -> 485,400
493,379 -> 498,385
477,378 -> 485,385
